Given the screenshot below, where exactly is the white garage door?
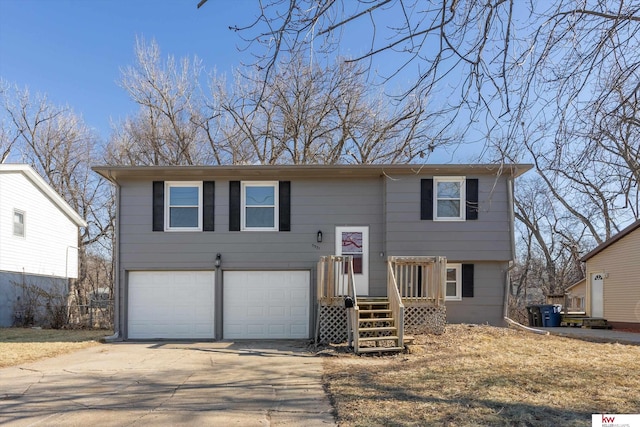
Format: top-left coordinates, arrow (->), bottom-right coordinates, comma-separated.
128,271 -> 215,339
224,271 -> 310,339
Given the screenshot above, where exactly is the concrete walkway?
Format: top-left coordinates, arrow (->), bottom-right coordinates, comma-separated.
538,327 -> 640,345
0,341 -> 336,426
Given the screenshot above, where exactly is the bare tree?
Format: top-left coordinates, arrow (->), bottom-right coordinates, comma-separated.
0,81 -> 21,162
498,93 -> 638,311
580,66 -> 640,221
213,52 -> 454,164
0,83 -> 114,315
107,38 -> 223,166
111,38 -> 455,166
198,0 -> 640,187
505,57 -> 640,245
506,172 -> 589,324
204,0 -> 518,119
511,176 -> 588,297
0,120 -> 19,163
499,64 -> 639,314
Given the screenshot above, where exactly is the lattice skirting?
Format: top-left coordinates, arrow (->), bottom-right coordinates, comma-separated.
317,302 -> 447,343
317,304 -> 348,343
404,305 -> 446,335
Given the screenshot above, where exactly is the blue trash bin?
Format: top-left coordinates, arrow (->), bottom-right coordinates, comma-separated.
540,304 -> 562,327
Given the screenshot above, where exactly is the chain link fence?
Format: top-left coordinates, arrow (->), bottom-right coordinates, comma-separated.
13,300 -> 113,329
67,300 -> 114,329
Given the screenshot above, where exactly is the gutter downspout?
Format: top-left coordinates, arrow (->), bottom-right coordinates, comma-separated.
503,176 -> 516,321
503,175 -> 547,335
502,175 -> 516,323
103,170 -> 121,342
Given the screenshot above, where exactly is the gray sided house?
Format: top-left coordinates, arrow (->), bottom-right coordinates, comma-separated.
94,164 -> 531,341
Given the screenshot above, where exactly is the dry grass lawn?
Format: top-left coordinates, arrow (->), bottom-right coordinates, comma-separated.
323,324 -> 640,426
0,328 -> 111,368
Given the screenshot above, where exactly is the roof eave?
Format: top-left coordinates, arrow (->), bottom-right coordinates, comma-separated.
580,218 -> 640,262
565,278 -> 586,291
92,163 -> 534,181
0,164 -> 88,228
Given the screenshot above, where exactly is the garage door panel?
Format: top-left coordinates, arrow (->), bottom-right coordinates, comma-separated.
269,325 -> 285,335
128,271 -> 215,339
225,324 -> 242,336
244,312 -> 262,320
290,324 -> 306,335
224,271 -> 310,339
290,288 -> 307,300
290,306 -> 306,316
269,306 -> 285,317
247,324 -> 265,335
269,289 -> 285,300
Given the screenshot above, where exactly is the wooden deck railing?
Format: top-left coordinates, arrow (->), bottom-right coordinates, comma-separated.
386,261 -> 405,347
317,255 -> 358,301
317,255 -> 359,347
388,256 -> 446,305
317,255 -> 446,351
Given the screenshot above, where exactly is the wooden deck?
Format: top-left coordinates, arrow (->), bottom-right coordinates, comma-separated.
317,255 -> 446,354
561,314 -> 612,329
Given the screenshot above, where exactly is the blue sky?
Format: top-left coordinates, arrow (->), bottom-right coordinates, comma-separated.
0,0 -> 265,140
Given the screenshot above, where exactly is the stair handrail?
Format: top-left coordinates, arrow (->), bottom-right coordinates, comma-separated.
316,255 -> 359,350
387,255 -> 446,305
317,255 -> 357,300
344,255 -> 359,351
386,259 -> 405,347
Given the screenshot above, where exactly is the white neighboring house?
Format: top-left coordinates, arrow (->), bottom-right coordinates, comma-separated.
0,164 -> 87,327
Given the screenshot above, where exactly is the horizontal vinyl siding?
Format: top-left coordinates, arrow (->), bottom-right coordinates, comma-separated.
0,173 -> 79,278
385,175 -> 512,260
446,262 -> 507,326
118,178 -> 388,295
117,172 -> 516,301
586,229 -> 640,324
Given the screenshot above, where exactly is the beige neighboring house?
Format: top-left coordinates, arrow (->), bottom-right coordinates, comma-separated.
581,219 -> 640,330
565,279 -> 586,313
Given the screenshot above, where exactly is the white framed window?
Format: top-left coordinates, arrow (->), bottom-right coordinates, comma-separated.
13,209 -> 25,237
434,177 -> 465,221
445,263 -> 462,301
241,181 -> 278,231
165,182 -> 202,231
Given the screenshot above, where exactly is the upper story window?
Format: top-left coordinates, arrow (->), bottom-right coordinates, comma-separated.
242,181 -> 278,231
445,263 -> 462,301
165,182 -> 202,231
13,209 -> 25,237
434,177 -> 465,221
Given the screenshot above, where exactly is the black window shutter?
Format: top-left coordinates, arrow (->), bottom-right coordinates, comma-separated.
420,179 -> 433,220
466,178 -> 479,220
462,264 -> 474,298
279,181 -> 291,232
152,181 -> 164,232
229,181 -> 240,231
203,181 -> 215,231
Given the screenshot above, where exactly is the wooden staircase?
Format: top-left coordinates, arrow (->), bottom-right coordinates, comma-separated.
354,297 -> 404,353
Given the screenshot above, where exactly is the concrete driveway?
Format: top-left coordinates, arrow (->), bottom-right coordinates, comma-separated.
0,341 -> 336,426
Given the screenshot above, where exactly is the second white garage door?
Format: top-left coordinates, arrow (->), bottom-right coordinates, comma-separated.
128,271 -> 215,339
223,270 -> 310,339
